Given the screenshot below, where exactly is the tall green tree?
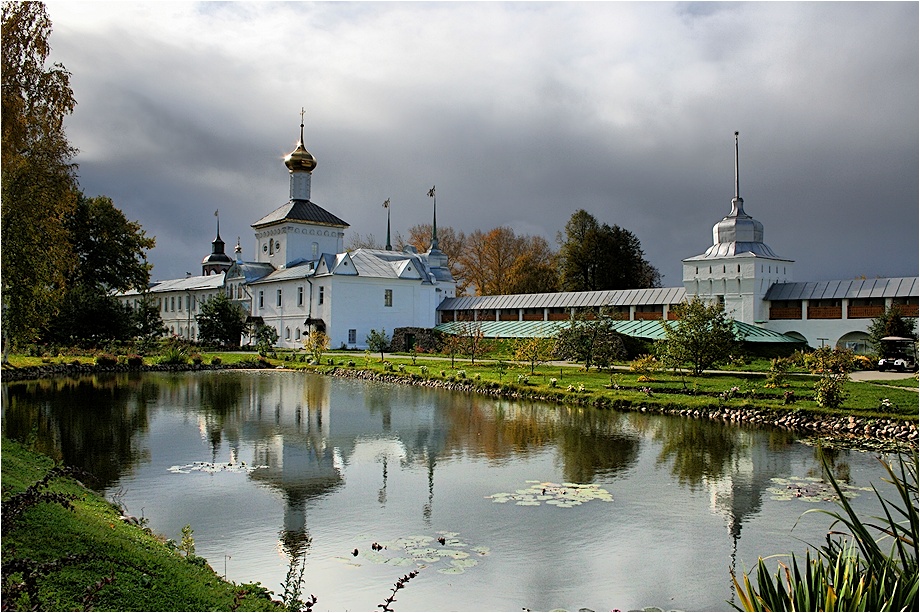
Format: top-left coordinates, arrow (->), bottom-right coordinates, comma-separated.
64,193 -> 155,294
554,309 -> 627,371
656,298 -> 740,376
556,209 -> 661,292
2,0 -> 79,346
196,293 -> 246,348
867,305 -> 917,355
44,192 -> 157,346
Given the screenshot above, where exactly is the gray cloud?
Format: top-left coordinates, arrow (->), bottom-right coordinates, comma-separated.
47,1 -> 918,286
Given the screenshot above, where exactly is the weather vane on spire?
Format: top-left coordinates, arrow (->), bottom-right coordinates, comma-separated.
427,185 -> 438,251
383,198 -> 392,251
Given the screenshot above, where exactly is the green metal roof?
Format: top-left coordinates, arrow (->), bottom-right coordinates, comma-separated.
433,319 -> 803,343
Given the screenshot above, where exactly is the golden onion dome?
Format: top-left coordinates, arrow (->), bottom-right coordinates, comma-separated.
284,140 -> 317,172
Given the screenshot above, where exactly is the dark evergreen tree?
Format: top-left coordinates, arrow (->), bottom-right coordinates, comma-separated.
867,305 -> 917,355
196,293 -> 246,348
557,209 -> 661,292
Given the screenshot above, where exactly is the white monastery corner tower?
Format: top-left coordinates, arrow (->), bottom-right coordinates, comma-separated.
682,132 -> 795,324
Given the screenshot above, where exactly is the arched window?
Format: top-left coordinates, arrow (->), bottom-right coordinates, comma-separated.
285,327 -> 291,340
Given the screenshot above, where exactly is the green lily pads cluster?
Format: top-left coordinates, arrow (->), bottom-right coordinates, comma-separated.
167,461 -> 266,475
767,476 -> 872,502
339,531 -> 490,575
486,480 -> 613,508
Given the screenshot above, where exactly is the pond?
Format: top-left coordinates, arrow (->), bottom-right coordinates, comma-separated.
1,370 -> 898,612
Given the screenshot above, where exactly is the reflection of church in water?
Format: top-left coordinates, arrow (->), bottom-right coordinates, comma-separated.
190,371 -> 805,573
194,373 -> 450,562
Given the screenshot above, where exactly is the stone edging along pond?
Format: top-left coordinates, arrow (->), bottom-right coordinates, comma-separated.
3,361 -> 917,450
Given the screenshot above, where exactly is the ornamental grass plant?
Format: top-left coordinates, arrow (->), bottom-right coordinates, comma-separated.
732,452 -> 918,611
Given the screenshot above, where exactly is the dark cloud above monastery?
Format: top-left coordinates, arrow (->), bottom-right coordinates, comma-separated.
46,1 -> 918,286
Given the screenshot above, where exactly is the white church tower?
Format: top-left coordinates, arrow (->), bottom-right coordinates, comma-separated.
251,111 -> 348,268
682,132 -> 794,324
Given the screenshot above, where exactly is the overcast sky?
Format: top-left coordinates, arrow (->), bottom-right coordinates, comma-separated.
44,1 -> 918,287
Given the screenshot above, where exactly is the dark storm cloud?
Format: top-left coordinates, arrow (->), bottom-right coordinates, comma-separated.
45,1 -> 918,286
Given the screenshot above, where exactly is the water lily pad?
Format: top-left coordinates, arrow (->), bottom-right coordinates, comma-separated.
487,480 -> 614,508
451,558 -> 479,568
347,531 -> 487,574
384,557 -> 415,566
437,549 -> 470,559
766,475 -> 868,503
438,566 -> 465,574
168,461 -> 267,475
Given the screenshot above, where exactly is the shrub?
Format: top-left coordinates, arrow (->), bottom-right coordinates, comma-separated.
814,374 -> 849,408
95,354 -> 118,367
158,346 -> 188,365
419,365 -> 429,375
210,356 -> 222,366
189,353 -> 203,365
456,370 -> 466,379
126,354 -> 143,367
550,377 -> 558,388
764,356 -> 792,388
630,354 -> 660,381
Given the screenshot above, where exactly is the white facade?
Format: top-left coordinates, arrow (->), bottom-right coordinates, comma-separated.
123,122 -> 456,349
123,129 -> 915,352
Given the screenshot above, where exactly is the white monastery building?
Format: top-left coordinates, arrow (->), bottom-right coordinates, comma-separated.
122,128 -> 916,351
122,119 -> 455,349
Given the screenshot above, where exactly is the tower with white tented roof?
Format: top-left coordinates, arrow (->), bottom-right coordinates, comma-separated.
682,132 -> 795,323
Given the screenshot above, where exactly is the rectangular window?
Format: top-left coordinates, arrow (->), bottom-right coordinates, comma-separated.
319,286 -> 325,305
348,329 -> 356,344
384,289 -> 393,307
298,286 -> 304,306
171,296 -> 175,311
276,289 -> 282,307
258,291 -> 264,309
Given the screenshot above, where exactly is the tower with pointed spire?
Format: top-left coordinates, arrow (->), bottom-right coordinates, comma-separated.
202,210 -> 234,275
682,132 -> 795,323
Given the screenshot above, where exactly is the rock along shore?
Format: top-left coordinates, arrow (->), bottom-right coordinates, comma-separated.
3,362 -> 916,450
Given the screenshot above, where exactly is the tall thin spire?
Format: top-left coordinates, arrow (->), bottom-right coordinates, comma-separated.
215,209 -> 221,239
383,199 -> 392,251
427,185 -> 438,250
734,131 -> 741,201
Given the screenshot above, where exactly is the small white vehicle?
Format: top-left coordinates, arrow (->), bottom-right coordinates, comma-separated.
877,336 -> 918,372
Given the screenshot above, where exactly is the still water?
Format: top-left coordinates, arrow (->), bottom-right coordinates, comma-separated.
2,371 -> 897,612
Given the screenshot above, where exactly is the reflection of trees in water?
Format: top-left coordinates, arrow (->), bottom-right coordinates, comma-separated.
418,390 -> 641,482
2,374 -> 152,488
556,408 -> 641,482
649,417 -> 750,489
198,373 -> 244,458
806,446 -> 852,484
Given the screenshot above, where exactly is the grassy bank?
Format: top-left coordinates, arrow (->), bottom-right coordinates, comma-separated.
1,439 -> 283,612
297,352 -> 919,423
3,351 -> 918,421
